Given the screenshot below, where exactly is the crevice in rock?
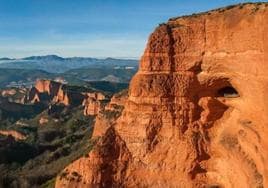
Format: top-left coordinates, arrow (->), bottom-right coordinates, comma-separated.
165,24 -> 177,128
97,127 -> 132,187
146,114 -> 162,152
166,25 -> 176,72
187,97 -> 228,179
189,163 -> 207,179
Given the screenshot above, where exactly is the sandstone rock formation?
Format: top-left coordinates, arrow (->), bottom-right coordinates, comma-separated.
27,79 -> 62,104
0,88 -> 27,104
27,79 -> 84,106
105,89 -> 128,111
0,130 -> 27,140
26,80 -> 108,115
39,117 -> 49,125
56,3 -> 268,188
93,91 -> 127,139
1,89 -> 17,96
83,92 -> 106,116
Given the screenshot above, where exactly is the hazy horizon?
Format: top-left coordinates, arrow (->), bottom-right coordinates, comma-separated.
0,0 -> 265,58
0,54 -> 140,60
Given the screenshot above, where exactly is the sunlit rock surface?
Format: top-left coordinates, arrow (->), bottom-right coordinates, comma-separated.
56,3 -> 268,188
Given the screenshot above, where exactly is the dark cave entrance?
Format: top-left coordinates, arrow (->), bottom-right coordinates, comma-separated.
217,86 -> 239,98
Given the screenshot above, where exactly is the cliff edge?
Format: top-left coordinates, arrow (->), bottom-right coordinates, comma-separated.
56,3 -> 268,187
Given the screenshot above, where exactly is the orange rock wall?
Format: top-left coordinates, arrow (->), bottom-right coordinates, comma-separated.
0,130 -> 27,140
56,3 -> 268,188
83,93 -> 106,116
35,79 -> 61,96
27,80 -> 84,106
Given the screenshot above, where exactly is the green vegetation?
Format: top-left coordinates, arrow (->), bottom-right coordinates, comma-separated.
0,67 -> 136,89
0,107 -> 95,187
86,81 -> 129,94
0,63 -> 131,187
64,67 -> 137,83
0,69 -> 54,88
40,178 -> 56,188
62,84 -> 95,93
0,98 -> 47,125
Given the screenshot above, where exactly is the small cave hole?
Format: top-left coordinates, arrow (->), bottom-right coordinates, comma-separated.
217,86 -> 239,98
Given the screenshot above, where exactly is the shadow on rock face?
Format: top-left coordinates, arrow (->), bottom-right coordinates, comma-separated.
55,3 -> 268,188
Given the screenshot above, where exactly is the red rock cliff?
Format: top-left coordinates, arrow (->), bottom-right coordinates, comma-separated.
27,79 -> 61,103
56,3 -> 268,187
0,130 -> 27,140
83,92 -> 106,116
27,79 -> 84,106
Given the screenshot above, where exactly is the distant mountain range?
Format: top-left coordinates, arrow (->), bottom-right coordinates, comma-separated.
0,58 -> 14,61
0,55 -> 138,73
0,55 -> 138,88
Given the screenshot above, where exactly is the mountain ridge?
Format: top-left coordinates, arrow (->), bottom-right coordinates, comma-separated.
0,55 -> 138,62
0,55 -> 138,73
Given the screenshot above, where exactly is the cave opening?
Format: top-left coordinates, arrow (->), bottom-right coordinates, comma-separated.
217,86 -> 239,98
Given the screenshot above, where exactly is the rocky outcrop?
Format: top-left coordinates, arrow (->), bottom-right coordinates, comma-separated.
0,130 -> 27,140
35,79 -> 61,95
56,96 -> 127,187
26,79 -> 84,106
56,3 -> 268,188
27,80 -> 108,114
105,89 -> 127,111
0,88 -> 27,104
83,92 -> 106,116
27,79 -> 61,104
1,89 -> 17,96
39,117 -> 49,125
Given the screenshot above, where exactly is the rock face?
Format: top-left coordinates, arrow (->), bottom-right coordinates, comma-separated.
105,89 -> 128,111
83,92 -> 106,116
0,88 -> 27,104
27,80 -> 107,115
0,130 -> 27,140
56,3 -> 268,188
27,79 -> 62,104
39,117 -> 49,125
1,89 -> 17,97
27,79 -> 84,106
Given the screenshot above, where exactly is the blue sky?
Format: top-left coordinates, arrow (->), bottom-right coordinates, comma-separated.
0,0 -> 266,58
